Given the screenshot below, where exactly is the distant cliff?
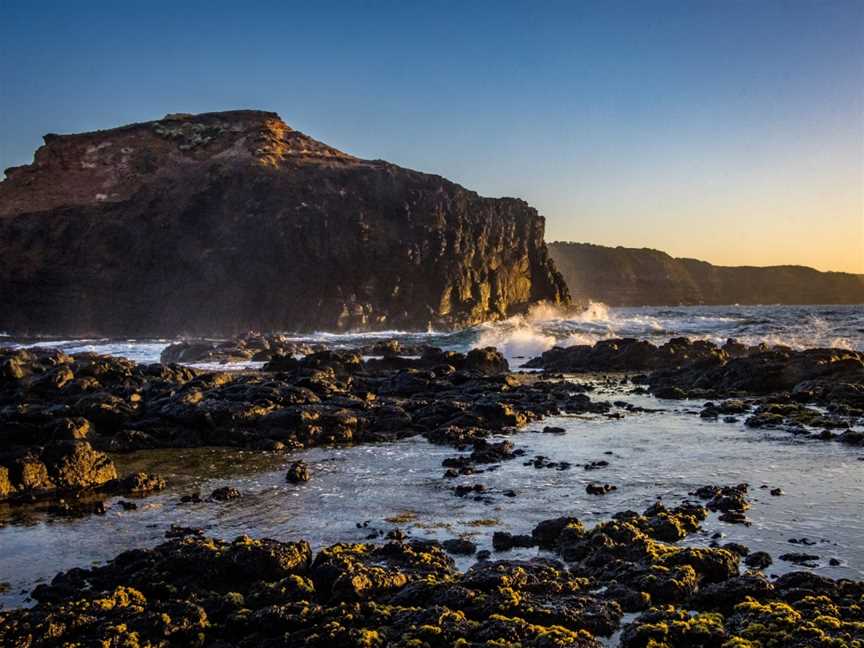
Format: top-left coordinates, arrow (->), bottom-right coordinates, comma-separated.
0,110 -> 568,336
548,242 -> 864,306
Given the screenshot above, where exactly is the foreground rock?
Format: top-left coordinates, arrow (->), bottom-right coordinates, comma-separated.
3,494 -> 861,647
0,110 -> 568,336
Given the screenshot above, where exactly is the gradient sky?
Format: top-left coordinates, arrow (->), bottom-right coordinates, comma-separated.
2,1 -> 862,272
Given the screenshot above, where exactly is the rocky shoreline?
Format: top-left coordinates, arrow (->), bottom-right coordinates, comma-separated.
2,489 -> 862,646
2,336 -> 862,645
527,337 -> 864,448
3,335 -> 861,510
0,343 -> 592,510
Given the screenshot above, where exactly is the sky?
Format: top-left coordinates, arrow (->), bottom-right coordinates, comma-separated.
1,0 -> 862,273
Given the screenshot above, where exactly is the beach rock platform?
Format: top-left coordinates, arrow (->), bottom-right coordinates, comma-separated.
2,492 -> 861,647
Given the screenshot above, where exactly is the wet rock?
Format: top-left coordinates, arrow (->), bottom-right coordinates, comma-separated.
491,531 -> 536,551
210,486 -> 241,501
722,542 -> 750,557
620,606 -> 727,647
542,425 -> 566,434
694,483 -> 750,513
525,337 -> 727,373
531,516 -> 584,548
718,511 -> 751,526
442,538 -> 477,555
779,552 -> 820,566
654,386 -> 687,399
744,551 -> 773,570
40,440 -> 118,490
464,347 -> 509,375
583,460 -> 609,470
692,573 -> 774,611
286,460 -> 310,483
43,499 -> 107,517
586,482 -> 617,495
115,472 -> 165,494
454,483 -> 486,497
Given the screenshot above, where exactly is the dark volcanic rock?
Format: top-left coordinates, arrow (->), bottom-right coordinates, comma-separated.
526,340 -> 864,435
2,495 -> 863,647
286,460 -> 310,484
0,110 -> 568,336
525,337 -> 729,372
549,241 -> 864,306
160,334 -> 318,364
0,343 -> 582,514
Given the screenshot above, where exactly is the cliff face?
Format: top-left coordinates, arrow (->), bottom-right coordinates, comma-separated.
0,111 -> 568,336
549,242 -> 864,306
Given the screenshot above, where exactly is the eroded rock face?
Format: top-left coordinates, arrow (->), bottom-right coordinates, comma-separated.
0,110 -> 568,336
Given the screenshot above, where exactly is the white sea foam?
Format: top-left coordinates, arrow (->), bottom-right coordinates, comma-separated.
2,304 -> 860,365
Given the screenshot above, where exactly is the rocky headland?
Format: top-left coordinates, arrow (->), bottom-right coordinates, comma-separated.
549,242 -> 864,306
0,110 -> 568,336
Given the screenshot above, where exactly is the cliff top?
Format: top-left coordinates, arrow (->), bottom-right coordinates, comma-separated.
0,110 -> 362,217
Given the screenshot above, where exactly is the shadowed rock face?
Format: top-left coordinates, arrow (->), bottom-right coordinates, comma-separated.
549,242 -> 864,306
0,110 -> 568,336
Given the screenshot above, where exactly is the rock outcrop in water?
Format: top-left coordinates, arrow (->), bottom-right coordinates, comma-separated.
0,110 -> 568,336
548,242 -> 864,306
527,337 -> 864,446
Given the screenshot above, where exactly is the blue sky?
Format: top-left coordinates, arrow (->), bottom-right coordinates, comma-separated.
1,0 -> 862,271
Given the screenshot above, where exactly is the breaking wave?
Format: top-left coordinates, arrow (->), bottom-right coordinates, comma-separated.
2,304 -> 861,367
472,303 -> 862,366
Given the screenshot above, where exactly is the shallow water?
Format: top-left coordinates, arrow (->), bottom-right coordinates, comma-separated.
2,386 -> 861,611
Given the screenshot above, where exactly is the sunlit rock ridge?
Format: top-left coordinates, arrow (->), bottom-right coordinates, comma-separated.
549,242 -> 864,306
0,110 -> 568,336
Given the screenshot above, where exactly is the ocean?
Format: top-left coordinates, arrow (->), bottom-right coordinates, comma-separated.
3,303 -> 862,368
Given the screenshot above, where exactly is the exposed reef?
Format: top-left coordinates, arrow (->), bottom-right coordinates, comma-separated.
526,337 -> 864,446
2,491 -> 862,647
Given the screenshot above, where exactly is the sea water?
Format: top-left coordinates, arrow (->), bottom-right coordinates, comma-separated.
3,303 -> 862,368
